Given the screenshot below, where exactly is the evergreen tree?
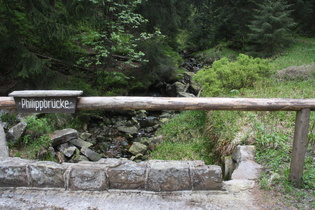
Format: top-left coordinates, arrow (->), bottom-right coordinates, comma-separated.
248,0 -> 296,57
187,0 -> 257,51
137,0 -> 193,48
287,0 -> 315,36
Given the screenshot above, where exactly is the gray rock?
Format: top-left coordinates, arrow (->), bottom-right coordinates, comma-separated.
108,161 -> 147,190
138,116 -> 158,128
0,158 -> 34,187
71,155 -> 89,163
80,132 -> 92,140
231,160 -> 262,180
7,121 -> 27,144
166,82 -> 186,97
69,138 -> 93,148
50,128 -> 78,147
140,135 -> 163,150
224,156 -> 235,180
183,72 -> 195,83
68,165 -> 107,191
57,143 -> 76,158
80,147 -> 102,161
223,180 -> 255,192
117,126 -> 138,135
129,142 -> 147,155
147,160 -> 191,191
174,81 -> 186,93
96,158 -> 123,167
96,135 -> 105,142
137,110 -> 147,119
177,92 -> 196,97
0,124 -> 9,158
190,161 -> 223,190
190,80 -> 202,95
28,161 -> 67,188
0,121 -> 8,130
232,145 -> 256,163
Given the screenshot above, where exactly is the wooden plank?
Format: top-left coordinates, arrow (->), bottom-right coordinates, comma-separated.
0,97 -> 15,109
9,90 -> 83,97
1,97 -> 315,111
289,108 -> 311,188
77,97 -> 315,111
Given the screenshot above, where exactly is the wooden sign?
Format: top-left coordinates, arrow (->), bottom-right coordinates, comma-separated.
9,90 -> 83,113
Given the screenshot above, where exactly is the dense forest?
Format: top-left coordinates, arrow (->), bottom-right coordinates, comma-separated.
0,0 -> 314,96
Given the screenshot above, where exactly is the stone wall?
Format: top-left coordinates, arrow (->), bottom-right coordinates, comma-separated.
0,157 -> 223,192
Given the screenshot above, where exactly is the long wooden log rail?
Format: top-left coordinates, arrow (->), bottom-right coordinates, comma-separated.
1,96 -> 314,188
1,96 -> 315,111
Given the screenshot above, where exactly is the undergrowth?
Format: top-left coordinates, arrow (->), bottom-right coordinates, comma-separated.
149,110 -> 215,164
151,36 -> 315,208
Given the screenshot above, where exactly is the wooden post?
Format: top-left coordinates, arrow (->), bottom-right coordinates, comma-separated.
289,108 -> 311,188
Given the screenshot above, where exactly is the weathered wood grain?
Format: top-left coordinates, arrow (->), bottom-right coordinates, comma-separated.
1,96 -> 315,111
0,97 -> 15,109
76,97 -> 315,111
289,109 -> 311,188
9,90 -> 83,97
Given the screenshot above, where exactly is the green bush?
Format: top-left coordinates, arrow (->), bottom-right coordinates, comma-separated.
193,54 -> 272,96
21,116 -> 52,147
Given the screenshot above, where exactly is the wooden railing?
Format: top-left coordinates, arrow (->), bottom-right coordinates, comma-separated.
1,96 -> 314,188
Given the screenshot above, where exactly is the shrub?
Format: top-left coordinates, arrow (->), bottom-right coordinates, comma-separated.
21,116 -> 52,147
275,65 -> 315,81
193,54 -> 272,96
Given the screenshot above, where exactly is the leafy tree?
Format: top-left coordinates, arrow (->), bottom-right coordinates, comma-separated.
248,0 -> 296,57
76,0 -> 159,68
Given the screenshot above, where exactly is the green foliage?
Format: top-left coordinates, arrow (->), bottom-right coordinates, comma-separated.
248,0 -> 296,57
58,77 -> 100,96
21,116 -> 52,147
96,71 -> 131,95
287,0 -> 315,36
151,111 -> 215,164
194,54 -> 271,96
271,38 -> 315,69
139,39 -> 178,85
76,0 -> 160,68
137,0 -> 193,48
0,113 -> 18,127
9,116 -> 54,160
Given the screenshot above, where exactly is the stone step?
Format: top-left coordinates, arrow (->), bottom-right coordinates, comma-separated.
0,157 -> 223,192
